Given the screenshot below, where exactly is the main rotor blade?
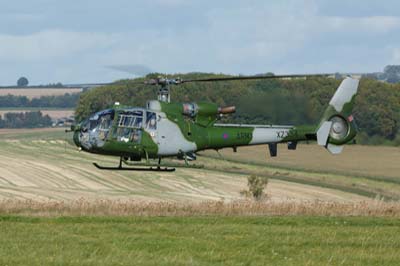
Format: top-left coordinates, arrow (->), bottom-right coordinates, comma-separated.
65,81 -> 150,88
62,83 -> 113,88
181,73 -> 333,83
106,64 -> 153,77
0,73 -> 335,89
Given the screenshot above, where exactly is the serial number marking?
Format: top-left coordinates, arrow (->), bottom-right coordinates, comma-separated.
277,130 -> 298,139
237,132 -> 253,140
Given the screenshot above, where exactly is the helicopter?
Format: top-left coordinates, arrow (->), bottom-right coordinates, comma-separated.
71,74 -> 359,172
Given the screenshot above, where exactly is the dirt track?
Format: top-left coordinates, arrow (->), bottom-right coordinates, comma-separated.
0,129 -> 369,202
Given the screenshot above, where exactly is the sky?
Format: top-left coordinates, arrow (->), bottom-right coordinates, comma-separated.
1,0 -> 400,85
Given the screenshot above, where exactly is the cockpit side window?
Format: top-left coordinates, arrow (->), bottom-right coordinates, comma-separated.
89,117 -> 100,130
80,109 -> 115,148
88,110 -> 115,137
146,112 -> 157,130
99,113 -> 114,130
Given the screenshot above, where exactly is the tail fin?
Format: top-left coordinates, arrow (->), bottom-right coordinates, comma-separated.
316,77 -> 359,154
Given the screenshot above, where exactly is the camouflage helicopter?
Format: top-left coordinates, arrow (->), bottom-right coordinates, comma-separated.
71,74 -> 359,172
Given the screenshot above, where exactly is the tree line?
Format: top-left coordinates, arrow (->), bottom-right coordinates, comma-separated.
74,73 -> 400,145
0,93 -> 79,108
0,111 -> 52,128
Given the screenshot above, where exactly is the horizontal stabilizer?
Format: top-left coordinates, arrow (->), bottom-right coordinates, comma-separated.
317,121 -> 332,146
326,144 -> 344,154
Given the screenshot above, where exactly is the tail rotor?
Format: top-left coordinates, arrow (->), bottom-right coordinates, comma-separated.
316,77 -> 359,154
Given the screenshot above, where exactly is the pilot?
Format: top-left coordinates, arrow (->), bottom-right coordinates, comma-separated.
119,128 -> 131,142
147,113 -> 157,129
149,118 -> 156,129
131,130 -> 141,143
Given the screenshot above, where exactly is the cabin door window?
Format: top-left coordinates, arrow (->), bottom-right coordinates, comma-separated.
115,110 -> 143,144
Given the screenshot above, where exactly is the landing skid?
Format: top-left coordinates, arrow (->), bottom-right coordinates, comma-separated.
92,157 -> 205,172
93,163 -> 176,172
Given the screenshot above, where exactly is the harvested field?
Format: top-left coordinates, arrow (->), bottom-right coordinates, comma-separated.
0,88 -> 82,99
0,142 -> 365,203
201,144 -> 400,180
0,128 -> 380,203
0,128 -> 65,135
0,129 -> 399,265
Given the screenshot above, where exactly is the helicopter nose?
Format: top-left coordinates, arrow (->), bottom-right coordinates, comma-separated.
72,124 -> 82,147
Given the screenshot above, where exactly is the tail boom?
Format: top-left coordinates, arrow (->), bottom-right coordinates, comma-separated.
208,124 -> 313,149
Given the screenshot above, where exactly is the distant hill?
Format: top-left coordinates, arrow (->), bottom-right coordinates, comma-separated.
333,65 -> 400,84
365,65 -> 400,83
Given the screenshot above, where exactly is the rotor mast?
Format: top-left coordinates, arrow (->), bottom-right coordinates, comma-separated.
146,77 -> 183,103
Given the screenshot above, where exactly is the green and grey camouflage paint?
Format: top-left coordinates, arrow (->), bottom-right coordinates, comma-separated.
73,77 -> 359,160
